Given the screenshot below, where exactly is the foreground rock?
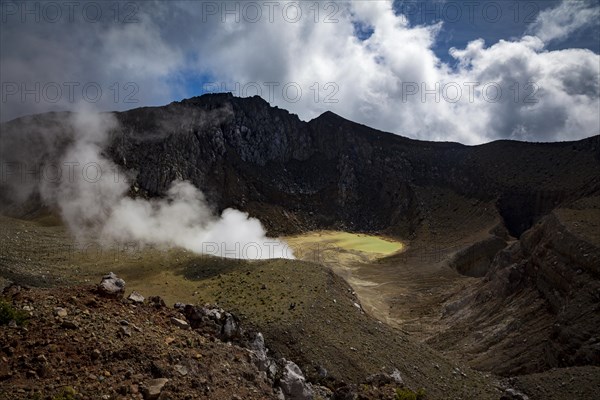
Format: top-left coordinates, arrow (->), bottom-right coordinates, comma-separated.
181,304 -> 243,340
127,291 -> 145,304
53,307 -> 68,317
175,303 -> 335,400
0,275 -> 334,400
279,359 -> 314,400
0,282 -> 280,399
366,369 -> 404,386
250,332 -> 278,378
501,388 -> 529,400
142,378 -> 169,400
170,317 -> 190,330
97,272 -> 126,299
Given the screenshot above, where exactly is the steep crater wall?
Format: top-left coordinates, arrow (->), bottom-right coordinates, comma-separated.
448,236 -> 508,278
496,191 -> 568,238
435,210 -> 600,375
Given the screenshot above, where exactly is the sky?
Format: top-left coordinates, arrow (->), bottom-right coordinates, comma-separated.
1,0 -> 599,144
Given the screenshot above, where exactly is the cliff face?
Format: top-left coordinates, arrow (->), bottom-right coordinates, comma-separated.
107,95 -> 420,235
434,207 -> 600,375
493,212 -> 599,308
2,93 -> 599,236
494,210 -> 600,370
103,94 -> 599,237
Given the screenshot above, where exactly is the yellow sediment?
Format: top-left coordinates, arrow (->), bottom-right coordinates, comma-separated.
285,230 -> 403,262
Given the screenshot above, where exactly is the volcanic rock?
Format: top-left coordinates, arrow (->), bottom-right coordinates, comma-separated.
279,359 -> 314,400
97,272 -> 125,299
142,378 -> 169,400
127,291 -> 145,304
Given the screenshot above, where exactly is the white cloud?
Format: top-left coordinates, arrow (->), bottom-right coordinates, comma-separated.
178,0 -> 599,143
1,0 -> 598,144
528,0 -> 600,43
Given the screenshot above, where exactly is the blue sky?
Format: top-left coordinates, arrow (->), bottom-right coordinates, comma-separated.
394,0 -> 599,64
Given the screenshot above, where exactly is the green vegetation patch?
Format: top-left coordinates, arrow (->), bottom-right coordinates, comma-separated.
395,387 -> 427,400
0,298 -> 29,326
51,386 -> 77,400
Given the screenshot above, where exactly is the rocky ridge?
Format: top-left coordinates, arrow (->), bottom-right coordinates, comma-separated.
0,273 -> 429,400
1,93 -> 599,237
432,207 -> 600,377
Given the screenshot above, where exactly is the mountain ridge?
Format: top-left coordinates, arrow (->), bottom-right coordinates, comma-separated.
2,93 -> 599,238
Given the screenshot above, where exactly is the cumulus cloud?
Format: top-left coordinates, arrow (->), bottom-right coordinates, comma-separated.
528,0 -> 600,43
1,0 -> 598,144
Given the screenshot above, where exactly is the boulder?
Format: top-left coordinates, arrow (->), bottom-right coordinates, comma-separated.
53,307 -> 68,317
127,291 -> 145,304
501,388 -> 529,400
98,273 -> 125,299
222,313 -> 240,339
181,304 -> 243,340
365,369 -> 403,386
250,332 -> 278,378
332,384 -> 357,400
148,296 -> 166,308
390,369 -> 403,385
279,359 -> 314,400
142,378 -> 169,400
61,320 -> 79,330
170,317 -> 190,330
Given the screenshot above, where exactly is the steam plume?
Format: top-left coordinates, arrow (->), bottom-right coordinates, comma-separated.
5,110 -> 293,260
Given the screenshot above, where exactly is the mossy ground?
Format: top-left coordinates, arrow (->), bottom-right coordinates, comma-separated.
0,298 -> 29,326
7,206 -> 599,398
0,214 -> 501,399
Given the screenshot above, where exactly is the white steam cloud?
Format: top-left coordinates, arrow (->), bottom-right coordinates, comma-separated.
39,111 -> 293,260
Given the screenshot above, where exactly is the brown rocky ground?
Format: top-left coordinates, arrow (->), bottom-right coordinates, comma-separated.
0,282 -> 279,400
0,215 -> 508,400
0,275 -> 499,400
2,195 -> 600,399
